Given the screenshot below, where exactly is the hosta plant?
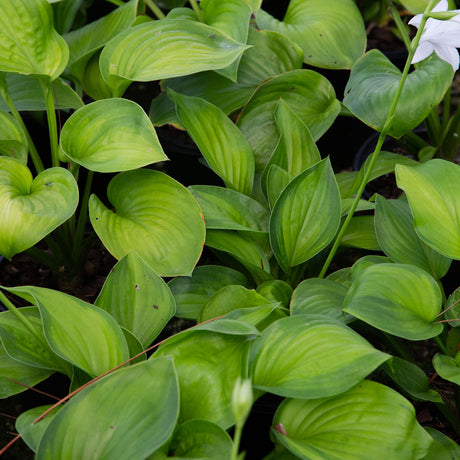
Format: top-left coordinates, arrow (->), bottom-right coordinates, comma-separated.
1,0 -> 460,459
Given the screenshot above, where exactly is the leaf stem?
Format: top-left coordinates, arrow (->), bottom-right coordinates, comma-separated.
144,0 -> 166,19
189,0 -> 203,21
318,0 -> 438,278
41,80 -> 60,168
231,421 -> 244,460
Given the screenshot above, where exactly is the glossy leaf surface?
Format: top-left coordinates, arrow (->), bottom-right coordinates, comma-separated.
37,358 -> 179,460
0,158 -> 78,259
272,380 -> 433,460
250,315 -> 389,398
344,51 -> 453,138
0,108 -> 28,163
60,98 -> 166,172
343,264 -> 443,340
396,159 -> 460,259
170,91 -> 254,195
4,286 -> 130,377
89,169 -> 205,277
237,70 -> 340,171
95,252 -> 176,347
0,0 -> 68,80
255,0 -> 365,68
270,158 -> 341,272
100,19 -> 249,96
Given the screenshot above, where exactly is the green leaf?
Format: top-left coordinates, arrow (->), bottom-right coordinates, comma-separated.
237,69 -> 340,171
155,328 -> 255,428
95,252 -> 176,348
89,169 -> 205,277
255,0 -> 366,68
190,185 -> 269,232
16,405 -> 61,453
168,419 -> 233,459
382,356 -> 442,403
3,286 -> 130,377
201,0 -> 251,81
272,380 -> 433,460
36,358 -> 179,460
344,51 -> 453,138
205,230 -> 271,284
433,353 -> 460,385
266,165 -> 292,209
0,108 -> 28,163
0,307 -> 71,374
261,99 -> 321,199
0,158 -> 78,259
290,278 -> 351,324
398,0 -> 430,14
269,158 -> 341,272
375,196 -> 451,278
343,264 -> 443,340
396,159 -> 460,259
0,74 -> 83,112
0,0 -> 68,80
168,265 -> 248,319
170,91 -> 254,195
0,343 -> 52,398
60,98 -> 166,172
340,215 -> 380,251
250,315 -> 390,398
198,285 -> 273,322
257,280 -> 292,308
63,0 -> 138,83
52,0 -> 84,34
100,18 -> 249,96
150,27 -> 303,126
443,287 -> 460,327
422,427 -> 460,460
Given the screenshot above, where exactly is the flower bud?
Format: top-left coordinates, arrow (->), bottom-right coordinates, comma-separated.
232,378 -> 253,424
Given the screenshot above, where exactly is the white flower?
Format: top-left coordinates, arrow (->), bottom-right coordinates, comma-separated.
409,0 -> 460,71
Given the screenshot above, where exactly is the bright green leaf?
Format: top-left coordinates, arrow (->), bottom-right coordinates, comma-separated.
60,98 -> 166,172
343,264 -> 443,340
89,169 -> 205,277
0,158 -> 78,259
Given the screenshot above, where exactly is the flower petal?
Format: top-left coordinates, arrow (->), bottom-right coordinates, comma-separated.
434,44 -> 459,70
432,0 -> 449,13
411,41 -> 435,64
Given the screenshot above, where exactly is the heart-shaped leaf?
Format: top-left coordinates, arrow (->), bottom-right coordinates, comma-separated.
269,158 -> 341,272
375,195 -> 451,278
344,50 -> 453,138
423,427 -> 460,460
0,158 -> 78,259
4,286 -> 130,377
237,69 -> 340,171
95,252 -> 176,347
0,0 -> 68,80
168,265 -> 248,319
250,315 -> 390,398
255,0 -> 366,69
170,91 -> 255,195
396,159 -> 460,259
150,27 -> 303,126
60,98 -> 166,172
343,263 -> 443,340
89,169 -> 205,277
63,0 -> 138,83
100,18 -> 249,96
189,185 -> 269,233
36,358 -> 179,460
272,380 -> 433,460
